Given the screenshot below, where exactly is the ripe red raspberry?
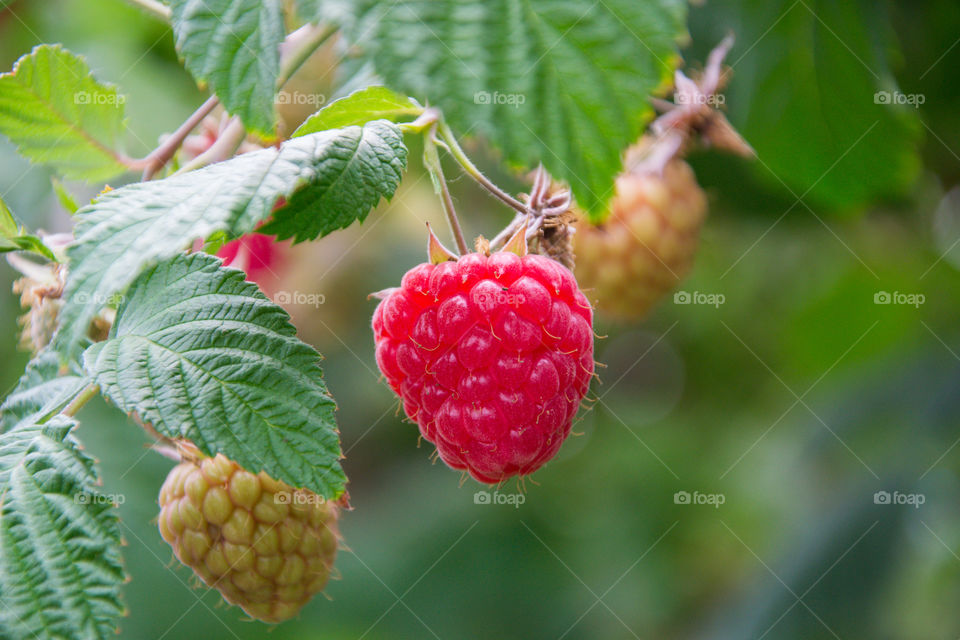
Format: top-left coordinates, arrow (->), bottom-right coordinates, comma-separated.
372,239 -> 594,484
158,446 -> 339,623
575,142 -> 707,319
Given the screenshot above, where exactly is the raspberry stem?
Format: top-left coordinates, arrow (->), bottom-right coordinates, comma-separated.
62,382 -> 100,418
174,117 -> 246,174
140,95 -> 220,180
436,120 -> 529,215
424,125 -> 469,254
277,24 -> 338,89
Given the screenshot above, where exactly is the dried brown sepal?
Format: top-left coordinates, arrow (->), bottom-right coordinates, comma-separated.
490,167 -> 577,270
533,210 -> 577,271
638,34 -> 753,175
9,255 -> 65,354
474,235 -> 491,256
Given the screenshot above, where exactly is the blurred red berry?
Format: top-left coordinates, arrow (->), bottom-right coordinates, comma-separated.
217,233 -> 285,289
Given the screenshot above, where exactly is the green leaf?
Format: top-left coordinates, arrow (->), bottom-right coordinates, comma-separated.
0,196 -> 57,261
354,0 -> 687,214
0,416 -> 125,640
0,44 -> 128,181
296,0 -> 354,28
262,119 -> 408,242
294,86 -> 423,134
51,177 -> 80,214
690,0 -> 921,210
0,195 -> 16,238
0,235 -> 56,261
83,252 -> 346,498
169,0 -> 285,136
59,121 -> 407,355
1,350 -> 88,433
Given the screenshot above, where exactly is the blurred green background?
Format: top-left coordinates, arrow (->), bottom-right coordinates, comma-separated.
2,1 -> 959,638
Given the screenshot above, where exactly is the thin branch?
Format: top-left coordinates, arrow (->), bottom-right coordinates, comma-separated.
156,24 -> 336,177
174,117 -> 245,174
62,383 -> 101,418
277,23 -> 337,87
141,95 -> 219,180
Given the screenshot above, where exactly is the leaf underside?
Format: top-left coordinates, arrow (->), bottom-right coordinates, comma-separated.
0,349 -> 88,433
355,0 -> 687,217
59,121 -> 407,356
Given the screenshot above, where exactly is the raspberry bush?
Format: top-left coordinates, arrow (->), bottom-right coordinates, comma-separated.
0,0 -> 762,636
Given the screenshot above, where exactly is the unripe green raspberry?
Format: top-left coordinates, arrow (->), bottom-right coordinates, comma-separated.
574,148 -> 707,320
158,447 -> 339,623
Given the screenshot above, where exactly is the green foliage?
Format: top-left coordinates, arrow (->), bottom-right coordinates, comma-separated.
83,252 -> 347,498
0,349 -> 88,433
50,177 -> 80,215
294,86 -> 423,134
169,0 -> 285,136
263,120 -> 408,241
353,0 -> 687,216
296,0 -> 355,29
0,2 -> 948,637
693,0 -> 921,210
51,178 -> 80,214
58,122 -> 407,354
0,416 -> 125,640
0,196 -> 56,260
0,44 -> 129,181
